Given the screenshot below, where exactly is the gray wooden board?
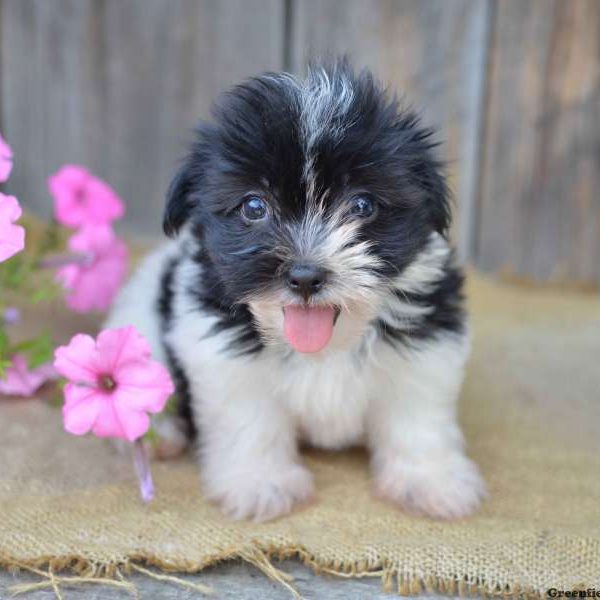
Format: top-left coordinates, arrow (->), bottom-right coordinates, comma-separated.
0,0 -> 284,237
475,0 -> 600,284
289,0 -> 492,261
1,0 -> 599,281
0,560 -> 452,599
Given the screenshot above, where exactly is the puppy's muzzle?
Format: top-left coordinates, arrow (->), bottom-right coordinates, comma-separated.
285,264 -> 328,302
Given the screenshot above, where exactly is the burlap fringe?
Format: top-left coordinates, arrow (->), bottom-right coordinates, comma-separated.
1,549 -> 544,599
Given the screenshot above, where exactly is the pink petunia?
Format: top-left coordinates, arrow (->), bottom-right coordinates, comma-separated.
0,355 -> 58,397
0,193 -> 25,262
3,307 -> 21,325
54,326 -> 174,442
0,133 -> 13,182
56,225 -> 128,313
49,165 -> 124,228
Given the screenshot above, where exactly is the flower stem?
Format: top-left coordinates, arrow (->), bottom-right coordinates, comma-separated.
132,439 -> 154,503
38,252 -> 93,269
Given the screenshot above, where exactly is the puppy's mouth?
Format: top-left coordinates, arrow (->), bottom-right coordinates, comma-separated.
282,305 -> 340,353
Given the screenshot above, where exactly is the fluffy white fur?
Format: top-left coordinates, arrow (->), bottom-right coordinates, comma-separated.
106,232 -> 486,522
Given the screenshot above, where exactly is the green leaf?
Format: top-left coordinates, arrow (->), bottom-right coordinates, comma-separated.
31,282 -> 61,304
0,358 -> 12,378
163,395 -> 178,416
12,333 -> 54,369
144,427 -> 160,448
0,327 -> 9,355
37,222 -> 62,255
47,388 -> 65,408
0,254 -> 30,288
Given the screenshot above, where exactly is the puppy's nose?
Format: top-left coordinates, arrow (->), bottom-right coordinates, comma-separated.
286,264 -> 327,300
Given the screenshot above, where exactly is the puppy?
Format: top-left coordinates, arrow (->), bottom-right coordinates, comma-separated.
106,61 -> 486,521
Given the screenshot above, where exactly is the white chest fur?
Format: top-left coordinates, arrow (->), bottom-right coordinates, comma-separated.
172,313 -> 376,451
276,349 -> 373,449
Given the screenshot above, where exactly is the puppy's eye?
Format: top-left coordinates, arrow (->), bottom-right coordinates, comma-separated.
241,196 -> 269,222
349,195 -> 376,219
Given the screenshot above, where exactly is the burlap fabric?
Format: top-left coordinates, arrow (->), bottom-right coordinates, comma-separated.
1,274 -> 599,597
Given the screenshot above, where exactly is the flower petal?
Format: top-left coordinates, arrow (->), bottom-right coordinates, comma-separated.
0,134 -> 13,183
91,396 -> 124,438
0,355 -> 34,396
113,401 -> 150,442
115,360 -> 174,413
53,334 -> 98,384
0,193 -> 22,221
49,165 -> 124,228
86,176 -> 125,223
68,224 -> 115,254
55,264 -> 80,291
49,165 -> 90,228
0,223 -> 25,263
0,193 -> 25,262
0,354 -> 57,397
61,261 -> 125,313
62,384 -> 102,436
3,307 -> 21,325
91,395 -> 150,441
95,326 -> 151,374
60,228 -> 127,313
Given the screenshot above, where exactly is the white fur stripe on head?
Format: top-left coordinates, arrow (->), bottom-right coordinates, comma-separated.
393,232 -> 451,295
298,66 -> 355,203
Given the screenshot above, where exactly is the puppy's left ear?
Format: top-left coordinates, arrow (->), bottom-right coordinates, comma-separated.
163,164 -> 195,237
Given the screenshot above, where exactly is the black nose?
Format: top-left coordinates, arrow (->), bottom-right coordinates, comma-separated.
286,264 -> 327,299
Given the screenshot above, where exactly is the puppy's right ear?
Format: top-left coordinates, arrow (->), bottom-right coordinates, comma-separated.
163,165 -> 195,237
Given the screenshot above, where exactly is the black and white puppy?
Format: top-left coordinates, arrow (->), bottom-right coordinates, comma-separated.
106,61 -> 486,521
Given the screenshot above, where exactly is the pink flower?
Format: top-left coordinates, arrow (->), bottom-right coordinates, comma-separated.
56,225 -> 128,312
0,355 -> 57,397
3,307 -> 20,325
0,193 -> 25,262
49,165 -> 124,228
54,326 -> 174,441
0,133 -> 13,182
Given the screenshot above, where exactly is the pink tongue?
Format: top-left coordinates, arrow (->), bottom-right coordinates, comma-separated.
283,305 -> 335,353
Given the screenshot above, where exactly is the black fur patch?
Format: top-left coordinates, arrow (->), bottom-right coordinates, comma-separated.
158,256 -> 197,438
376,258 -> 466,348
186,242 -> 265,356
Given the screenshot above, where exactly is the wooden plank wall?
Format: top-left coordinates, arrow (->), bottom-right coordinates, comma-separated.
476,0 -> 600,284
0,0 -> 284,237
290,0 -> 491,263
0,0 -> 598,283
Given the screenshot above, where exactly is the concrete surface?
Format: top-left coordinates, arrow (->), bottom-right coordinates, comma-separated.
0,559 -> 449,599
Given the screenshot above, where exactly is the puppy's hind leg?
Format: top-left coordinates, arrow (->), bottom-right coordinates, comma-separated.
368,333 -> 486,520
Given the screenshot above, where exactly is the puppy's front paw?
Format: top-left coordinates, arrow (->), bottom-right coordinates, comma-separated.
374,453 -> 486,520
204,463 -> 314,522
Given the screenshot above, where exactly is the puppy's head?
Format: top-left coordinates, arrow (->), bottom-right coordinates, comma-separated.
164,61 -> 450,354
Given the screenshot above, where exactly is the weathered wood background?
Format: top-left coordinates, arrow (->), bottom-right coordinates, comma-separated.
1,0 -> 598,284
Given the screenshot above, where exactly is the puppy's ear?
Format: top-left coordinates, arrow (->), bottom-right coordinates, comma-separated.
424,161 -> 452,237
163,164 -> 195,237
392,110 -> 452,236
404,118 -> 452,236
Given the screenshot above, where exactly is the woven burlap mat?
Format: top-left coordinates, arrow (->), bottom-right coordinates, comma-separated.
1,273 -> 599,597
